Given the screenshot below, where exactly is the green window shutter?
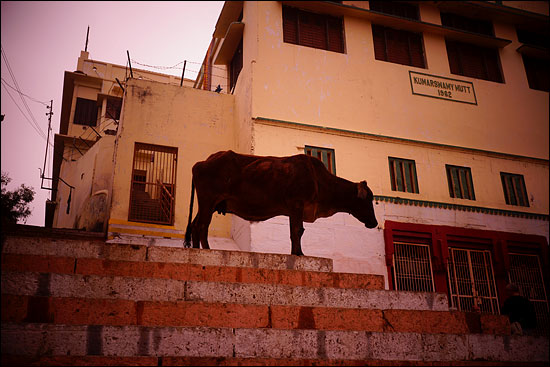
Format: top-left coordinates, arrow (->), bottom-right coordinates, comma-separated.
446,165 -> 475,200
501,172 -> 529,207
389,157 -> 419,194
305,146 -> 336,175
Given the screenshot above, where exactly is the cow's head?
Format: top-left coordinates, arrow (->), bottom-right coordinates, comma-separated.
353,180 -> 378,229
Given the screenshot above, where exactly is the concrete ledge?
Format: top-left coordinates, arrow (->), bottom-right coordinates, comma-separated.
2,323 -> 547,362
2,237 -> 333,272
2,253 -> 383,290
1,271 -> 445,310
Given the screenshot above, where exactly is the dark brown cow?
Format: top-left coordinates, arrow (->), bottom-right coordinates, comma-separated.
184,150 -> 378,256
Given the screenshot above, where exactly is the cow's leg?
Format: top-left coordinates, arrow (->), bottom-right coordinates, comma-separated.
289,211 -> 305,256
194,209 -> 213,250
190,215 -> 200,248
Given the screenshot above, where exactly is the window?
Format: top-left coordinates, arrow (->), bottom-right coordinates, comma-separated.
447,248 -> 500,314
128,143 -> 177,225
372,25 -> 425,68
106,98 -> 122,121
441,12 -> 494,36
305,146 -> 336,174
500,172 -> 529,207
282,6 -> 345,53
369,1 -> 419,20
73,97 -> 98,126
392,242 -> 435,292
445,40 -> 503,83
508,253 -> 549,336
446,165 -> 475,200
521,55 -> 550,92
388,157 -> 419,194
229,39 -> 243,93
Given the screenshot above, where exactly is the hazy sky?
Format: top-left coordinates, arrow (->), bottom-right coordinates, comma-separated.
1,1 -> 224,226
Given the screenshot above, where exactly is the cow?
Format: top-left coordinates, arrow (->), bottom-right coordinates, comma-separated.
184,150 -> 378,256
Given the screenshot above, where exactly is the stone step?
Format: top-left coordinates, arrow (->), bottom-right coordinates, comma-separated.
1,253 -> 383,290
3,355 -> 546,366
1,270 -> 445,310
2,235 -> 333,273
2,323 -> 548,362
2,295 -> 508,335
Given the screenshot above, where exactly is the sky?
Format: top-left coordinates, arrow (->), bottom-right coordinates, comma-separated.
1,1 -> 225,226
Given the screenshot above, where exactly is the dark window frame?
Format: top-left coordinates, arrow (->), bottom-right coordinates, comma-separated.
369,0 -> 420,21
521,55 -> 550,92
388,157 -> 419,194
282,5 -> 345,54
500,172 -> 530,207
446,164 -> 476,200
229,38 -> 243,93
73,97 -> 98,127
106,97 -> 122,121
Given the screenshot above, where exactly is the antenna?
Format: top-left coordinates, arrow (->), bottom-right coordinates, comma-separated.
85,26 -> 90,52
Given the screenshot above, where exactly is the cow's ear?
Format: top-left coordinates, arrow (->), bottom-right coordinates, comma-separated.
357,181 -> 369,199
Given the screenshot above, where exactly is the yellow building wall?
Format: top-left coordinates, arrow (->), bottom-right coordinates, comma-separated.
248,1 -> 548,160
108,79 -> 236,238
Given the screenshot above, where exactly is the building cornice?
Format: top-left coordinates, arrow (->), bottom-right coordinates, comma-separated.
253,117 -> 549,166
375,195 -> 549,221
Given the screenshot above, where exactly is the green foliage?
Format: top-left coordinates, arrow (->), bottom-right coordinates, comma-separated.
1,171 -> 35,224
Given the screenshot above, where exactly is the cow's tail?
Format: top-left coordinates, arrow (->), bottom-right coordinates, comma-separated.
183,180 -> 195,248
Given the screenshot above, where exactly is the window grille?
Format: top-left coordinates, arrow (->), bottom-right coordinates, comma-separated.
500,172 -> 529,207
128,143 -> 177,225
392,242 -> 435,292
446,165 -> 475,200
508,253 -> 549,336
388,157 -> 419,194
74,97 -> 98,126
447,248 -> 500,314
305,146 -> 336,174
445,40 -> 503,83
282,6 -> 345,53
372,25 -> 425,68
230,39 -> 243,92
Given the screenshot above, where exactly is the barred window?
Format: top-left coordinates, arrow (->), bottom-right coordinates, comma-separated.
501,172 -> 529,207
73,97 -> 98,126
305,146 -> 336,175
128,143 -> 177,225
388,157 -> 419,194
392,242 -> 435,292
446,165 -> 475,200
283,6 -> 345,53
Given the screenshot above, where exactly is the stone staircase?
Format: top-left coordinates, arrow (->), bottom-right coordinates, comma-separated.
1,225 -> 548,366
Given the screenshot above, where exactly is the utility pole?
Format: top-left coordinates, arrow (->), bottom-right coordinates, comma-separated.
41,100 -> 53,191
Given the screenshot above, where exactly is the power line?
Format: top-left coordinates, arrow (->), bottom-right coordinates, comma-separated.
0,77 -> 49,106
1,45 -> 50,142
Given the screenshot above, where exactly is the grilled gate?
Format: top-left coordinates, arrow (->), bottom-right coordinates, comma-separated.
508,253 -> 549,336
392,242 -> 435,292
128,143 -> 177,225
447,248 -> 499,314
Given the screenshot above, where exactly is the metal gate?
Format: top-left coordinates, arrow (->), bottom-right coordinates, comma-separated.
508,253 -> 549,336
392,242 -> 435,292
128,143 -> 177,225
447,248 -> 500,314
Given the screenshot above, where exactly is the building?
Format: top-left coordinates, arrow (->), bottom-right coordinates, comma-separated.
48,1 -> 549,334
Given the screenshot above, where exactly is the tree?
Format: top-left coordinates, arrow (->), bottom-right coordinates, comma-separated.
1,171 -> 35,224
